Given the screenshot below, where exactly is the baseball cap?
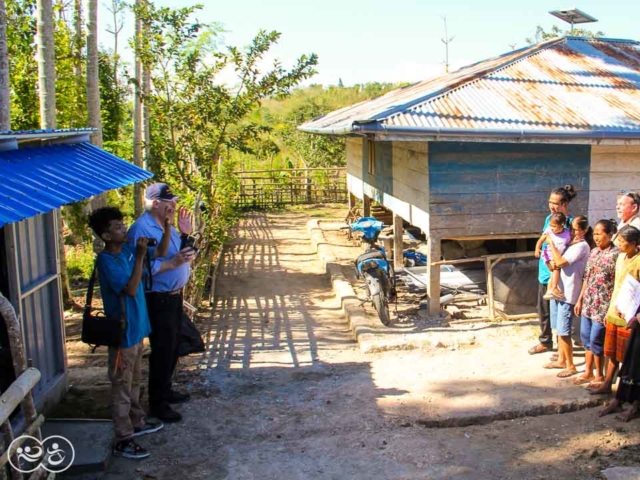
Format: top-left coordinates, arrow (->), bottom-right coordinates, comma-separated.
145,183 -> 179,201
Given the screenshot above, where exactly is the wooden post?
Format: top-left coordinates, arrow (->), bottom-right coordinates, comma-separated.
427,234 -> 441,316
0,295 -> 41,439
485,257 -> 496,321
0,369 -> 41,426
363,195 -> 371,217
348,192 -> 356,211
393,214 -> 403,271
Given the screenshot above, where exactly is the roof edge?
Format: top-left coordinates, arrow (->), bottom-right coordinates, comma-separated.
356,124 -> 640,141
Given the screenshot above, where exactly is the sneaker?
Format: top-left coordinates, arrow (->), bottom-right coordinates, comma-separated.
167,390 -> 191,404
132,419 -> 164,438
150,404 -> 182,423
113,439 -> 150,460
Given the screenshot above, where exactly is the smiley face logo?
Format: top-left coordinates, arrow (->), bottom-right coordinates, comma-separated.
8,435 -> 75,473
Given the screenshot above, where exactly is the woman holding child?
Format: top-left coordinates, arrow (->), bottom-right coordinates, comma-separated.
573,220 -> 618,388
543,215 -> 592,378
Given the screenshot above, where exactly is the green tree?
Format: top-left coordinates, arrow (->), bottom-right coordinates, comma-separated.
7,0 -> 38,129
0,0 -> 9,130
134,1 -> 317,302
526,24 -> 605,45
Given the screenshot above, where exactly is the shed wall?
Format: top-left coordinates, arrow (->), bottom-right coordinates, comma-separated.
428,142 -> 591,238
589,145 -> 640,222
6,212 -> 66,402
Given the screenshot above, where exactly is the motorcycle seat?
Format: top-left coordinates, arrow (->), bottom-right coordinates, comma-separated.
356,249 -> 387,265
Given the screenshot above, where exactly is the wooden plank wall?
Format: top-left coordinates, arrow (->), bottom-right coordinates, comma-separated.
389,142 -> 429,231
345,138 -> 431,232
428,142 -> 591,238
589,145 -> 640,223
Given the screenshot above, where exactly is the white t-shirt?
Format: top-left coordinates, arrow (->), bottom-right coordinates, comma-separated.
613,215 -> 640,241
557,240 -> 591,305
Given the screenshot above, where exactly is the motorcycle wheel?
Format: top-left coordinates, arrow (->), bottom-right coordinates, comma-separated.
372,292 -> 391,326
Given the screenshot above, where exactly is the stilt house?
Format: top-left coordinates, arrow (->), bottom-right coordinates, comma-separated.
299,36 -> 640,315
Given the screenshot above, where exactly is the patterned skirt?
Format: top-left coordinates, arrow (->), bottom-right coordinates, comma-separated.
604,322 -> 632,363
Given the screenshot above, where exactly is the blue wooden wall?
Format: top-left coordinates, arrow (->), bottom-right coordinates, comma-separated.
428,142 -> 591,238
362,140 -> 394,200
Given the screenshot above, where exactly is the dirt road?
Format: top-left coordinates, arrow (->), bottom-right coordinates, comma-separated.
86,207 -> 640,479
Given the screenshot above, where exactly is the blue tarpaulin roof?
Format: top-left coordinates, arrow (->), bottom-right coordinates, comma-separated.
0,142 -> 153,227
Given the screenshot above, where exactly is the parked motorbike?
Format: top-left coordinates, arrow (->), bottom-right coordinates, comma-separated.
350,217 -> 396,326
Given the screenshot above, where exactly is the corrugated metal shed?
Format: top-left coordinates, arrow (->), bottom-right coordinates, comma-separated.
299,37 -> 640,139
0,141 -> 152,227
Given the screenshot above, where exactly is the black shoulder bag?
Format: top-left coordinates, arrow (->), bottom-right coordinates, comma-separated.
82,260 -> 127,349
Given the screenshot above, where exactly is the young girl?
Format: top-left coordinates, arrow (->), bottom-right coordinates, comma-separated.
536,212 -> 572,301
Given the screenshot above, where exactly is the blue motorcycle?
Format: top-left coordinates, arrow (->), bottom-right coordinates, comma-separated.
351,217 -> 396,326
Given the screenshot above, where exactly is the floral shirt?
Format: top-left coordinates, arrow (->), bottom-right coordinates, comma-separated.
580,245 -> 619,323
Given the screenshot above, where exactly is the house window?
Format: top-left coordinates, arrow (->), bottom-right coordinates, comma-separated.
367,140 -> 375,175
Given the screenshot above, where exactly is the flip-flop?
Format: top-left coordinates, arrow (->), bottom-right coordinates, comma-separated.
558,369 -> 578,378
544,361 -> 565,369
529,344 -> 551,355
572,376 -> 594,385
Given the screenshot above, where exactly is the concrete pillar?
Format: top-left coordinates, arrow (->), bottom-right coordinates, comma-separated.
427,234 -> 441,316
393,214 -> 403,271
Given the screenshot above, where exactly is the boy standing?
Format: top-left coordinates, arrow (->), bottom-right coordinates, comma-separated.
88,207 -> 170,459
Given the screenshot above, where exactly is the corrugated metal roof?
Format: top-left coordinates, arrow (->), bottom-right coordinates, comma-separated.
299,37 -> 640,139
0,142 -> 153,227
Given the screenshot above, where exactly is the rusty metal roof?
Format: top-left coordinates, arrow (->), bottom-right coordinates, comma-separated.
299,37 -> 640,141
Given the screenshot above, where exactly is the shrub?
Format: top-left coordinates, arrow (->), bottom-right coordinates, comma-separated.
66,243 -> 95,283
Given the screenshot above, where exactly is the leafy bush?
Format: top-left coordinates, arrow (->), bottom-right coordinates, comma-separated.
66,243 -> 95,283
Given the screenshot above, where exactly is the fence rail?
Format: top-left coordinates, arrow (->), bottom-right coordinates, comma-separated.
234,167 -> 347,208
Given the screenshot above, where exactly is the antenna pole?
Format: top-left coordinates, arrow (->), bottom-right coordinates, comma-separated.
441,16 -> 455,73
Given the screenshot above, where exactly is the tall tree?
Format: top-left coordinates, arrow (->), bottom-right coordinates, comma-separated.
72,0 -> 83,121
0,0 -> 9,130
132,0 -> 143,216
104,0 -> 125,141
37,0 -> 56,128
86,0 -> 101,147
87,0 -> 106,212
37,0 -> 73,306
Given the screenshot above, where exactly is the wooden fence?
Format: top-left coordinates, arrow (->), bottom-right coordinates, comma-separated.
234,167 -> 347,208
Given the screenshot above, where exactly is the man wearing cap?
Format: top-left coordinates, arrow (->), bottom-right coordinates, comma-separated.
613,190 -> 640,241
127,182 -> 196,423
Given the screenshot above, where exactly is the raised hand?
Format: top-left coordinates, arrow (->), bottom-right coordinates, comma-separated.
135,237 -> 149,257
177,207 -> 193,235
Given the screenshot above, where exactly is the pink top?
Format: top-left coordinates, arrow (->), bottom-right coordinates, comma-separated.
542,227 -> 571,263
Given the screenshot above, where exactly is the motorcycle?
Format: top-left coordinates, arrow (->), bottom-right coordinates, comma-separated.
350,217 -> 396,326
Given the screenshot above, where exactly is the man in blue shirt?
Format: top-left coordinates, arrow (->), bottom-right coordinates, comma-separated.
128,183 -> 196,423
89,207 -> 171,459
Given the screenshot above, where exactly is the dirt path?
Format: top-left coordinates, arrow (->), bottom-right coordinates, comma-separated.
81,207 -> 640,479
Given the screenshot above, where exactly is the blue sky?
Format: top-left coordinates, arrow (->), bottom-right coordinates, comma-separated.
98,0 -> 640,86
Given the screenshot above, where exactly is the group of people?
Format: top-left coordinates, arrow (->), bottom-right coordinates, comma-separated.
529,185 -> 640,421
88,182 -> 197,460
